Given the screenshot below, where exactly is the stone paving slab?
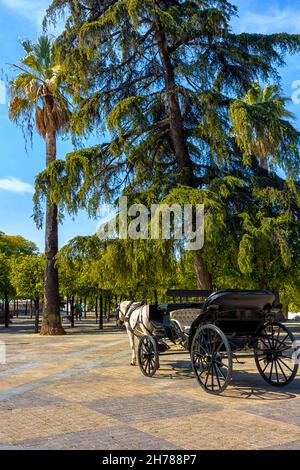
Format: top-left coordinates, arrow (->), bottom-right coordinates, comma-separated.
84,392 -> 222,424
242,393 -> 300,426
0,317 -> 300,450
15,426 -> 180,450
0,391 -> 66,411
133,410 -> 300,450
0,404 -> 121,445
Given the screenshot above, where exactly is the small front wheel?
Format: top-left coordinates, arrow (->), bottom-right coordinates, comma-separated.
191,324 -> 232,394
138,335 -> 159,377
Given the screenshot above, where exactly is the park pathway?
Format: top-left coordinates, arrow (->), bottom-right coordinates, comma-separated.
0,318 -> 300,450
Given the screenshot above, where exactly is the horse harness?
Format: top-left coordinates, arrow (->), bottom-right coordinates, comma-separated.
123,300 -> 153,337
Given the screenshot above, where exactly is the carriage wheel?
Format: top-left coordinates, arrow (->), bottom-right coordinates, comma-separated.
191,324 -> 232,395
254,321 -> 299,387
138,335 -> 159,377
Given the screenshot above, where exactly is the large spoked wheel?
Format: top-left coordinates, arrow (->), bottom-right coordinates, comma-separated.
191,324 -> 232,395
138,335 -> 159,377
254,321 -> 299,387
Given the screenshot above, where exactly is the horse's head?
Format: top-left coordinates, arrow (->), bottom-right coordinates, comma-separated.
115,301 -> 133,328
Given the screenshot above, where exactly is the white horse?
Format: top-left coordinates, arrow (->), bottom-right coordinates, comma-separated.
116,301 -> 155,366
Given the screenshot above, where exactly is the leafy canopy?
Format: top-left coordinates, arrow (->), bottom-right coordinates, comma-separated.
37,0 -> 300,217
36,1 -> 300,305
0,231 -> 38,256
10,255 -> 45,301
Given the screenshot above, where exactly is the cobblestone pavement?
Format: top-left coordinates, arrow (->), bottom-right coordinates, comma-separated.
0,318 -> 300,450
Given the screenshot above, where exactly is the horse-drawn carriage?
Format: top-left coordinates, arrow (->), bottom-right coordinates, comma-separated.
134,289 -> 299,394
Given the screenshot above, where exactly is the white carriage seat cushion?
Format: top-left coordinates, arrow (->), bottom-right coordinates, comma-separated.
170,309 -> 202,334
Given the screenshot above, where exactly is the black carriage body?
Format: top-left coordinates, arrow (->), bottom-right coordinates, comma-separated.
188,289 -> 277,350
149,290 -> 278,348
137,289 -> 298,394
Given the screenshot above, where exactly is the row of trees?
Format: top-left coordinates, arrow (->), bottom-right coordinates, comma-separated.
0,232 -> 43,329
7,1 -> 300,334
0,230 -> 198,332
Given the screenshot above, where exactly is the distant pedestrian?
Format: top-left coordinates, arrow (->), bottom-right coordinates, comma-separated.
76,303 -> 83,321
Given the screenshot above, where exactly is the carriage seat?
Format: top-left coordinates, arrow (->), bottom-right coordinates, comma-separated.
170,309 -> 202,334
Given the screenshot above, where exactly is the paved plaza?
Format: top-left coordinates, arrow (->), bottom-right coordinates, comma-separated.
0,317 -> 300,450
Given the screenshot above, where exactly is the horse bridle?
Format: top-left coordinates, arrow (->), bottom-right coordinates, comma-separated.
116,300 -> 135,325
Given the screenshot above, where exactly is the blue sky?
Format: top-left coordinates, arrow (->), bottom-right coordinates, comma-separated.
0,0 -> 300,251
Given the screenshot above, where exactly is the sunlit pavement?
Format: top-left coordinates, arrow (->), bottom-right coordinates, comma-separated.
0,317 -> 300,450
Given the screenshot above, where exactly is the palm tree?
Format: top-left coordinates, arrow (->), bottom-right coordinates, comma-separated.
9,36 -> 70,335
230,82 -> 298,172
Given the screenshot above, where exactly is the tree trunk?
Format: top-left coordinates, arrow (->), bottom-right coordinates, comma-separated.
95,296 -> 98,323
99,295 -> 104,330
70,295 -> 75,328
107,295 -> 111,322
40,131 -> 65,336
4,294 -> 9,328
156,29 -> 212,288
193,251 -> 213,291
0,300 -> 4,324
157,31 -> 194,186
282,305 -> 289,321
34,298 -> 40,334
84,297 -> 87,319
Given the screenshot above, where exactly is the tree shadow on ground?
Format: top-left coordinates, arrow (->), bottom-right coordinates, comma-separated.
0,317 -> 123,336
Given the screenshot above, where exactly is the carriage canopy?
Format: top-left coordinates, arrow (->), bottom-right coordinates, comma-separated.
204,290 -> 277,312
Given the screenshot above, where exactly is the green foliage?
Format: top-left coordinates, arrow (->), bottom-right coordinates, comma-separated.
0,232 -> 38,256
43,0 -> 300,173
0,254 -> 14,300
9,35 -> 70,144
10,255 -> 44,301
56,237 -> 100,299
56,235 -> 173,298
38,0 -> 300,210
230,82 -> 300,173
37,1 -> 300,308
0,232 -> 40,302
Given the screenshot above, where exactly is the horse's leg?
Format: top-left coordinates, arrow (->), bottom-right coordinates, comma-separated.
127,329 -> 137,366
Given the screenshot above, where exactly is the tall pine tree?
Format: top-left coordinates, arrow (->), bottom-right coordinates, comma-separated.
40,0 -> 300,289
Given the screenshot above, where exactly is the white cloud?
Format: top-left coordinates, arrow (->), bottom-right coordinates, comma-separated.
232,6 -> 300,34
0,0 -> 49,27
0,177 -> 34,194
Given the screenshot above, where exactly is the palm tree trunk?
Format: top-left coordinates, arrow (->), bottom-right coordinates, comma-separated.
40,131 -> 65,336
